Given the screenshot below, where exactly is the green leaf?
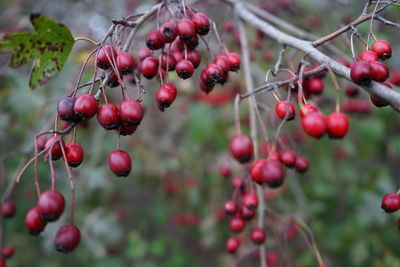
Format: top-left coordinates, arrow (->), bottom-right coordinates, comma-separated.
0,14 -> 74,89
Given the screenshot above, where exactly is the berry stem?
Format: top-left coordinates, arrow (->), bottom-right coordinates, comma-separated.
34,137 -> 41,198
59,140 -> 76,225
49,142 -> 57,191
326,63 -> 341,113
74,36 -> 99,45
72,48 -> 99,97
234,94 -> 241,135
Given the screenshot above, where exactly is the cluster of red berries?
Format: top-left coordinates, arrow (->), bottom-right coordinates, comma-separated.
1,201 -> 17,266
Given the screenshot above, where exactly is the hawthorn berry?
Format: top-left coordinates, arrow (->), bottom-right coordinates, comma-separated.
345,86 -> 359,98
97,104 -> 120,130
300,103 -> 318,117
230,217 -> 246,233
251,227 -> 266,244
177,18 -> 196,41
295,156 -> 309,173
74,94 -> 98,120
184,34 -> 199,50
243,193 -> 258,210
116,52 -> 136,74
65,143 -> 84,168
176,59 -> 195,79
160,52 -> 176,71
187,49 -> 201,68
350,61 -> 373,85
57,96 -> 79,122
146,29 -> 164,50
226,237 -> 240,254
25,206 -> 47,235
38,190 -> 65,222
55,225 -> 81,253
371,40 -> 392,60
45,136 -> 64,161
107,72 -> 120,88
227,52 -> 241,71
119,124 -> 137,136
381,193 -> 400,213
156,83 -> 177,111
279,150 -> 297,168
229,134 -> 254,164
370,61 -> 389,82
251,159 -> 267,184
240,205 -> 256,220
301,112 -> 326,138
141,57 -> 159,79
159,22 -> 177,43
304,78 -> 324,95
358,50 -> 379,62
97,45 -> 116,69
262,160 -> 285,188
275,100 -> 296,120
219,166 -> 231,178
137,48 -> 152,62
1,247 -> 14,259
325,112 -> 349,138
192,12 -> 210,35
213,56 -> 231,74
1,201 -> 16,218
224,200 -> 239,216
109,149 -> 132,177
119,100 -> 144,126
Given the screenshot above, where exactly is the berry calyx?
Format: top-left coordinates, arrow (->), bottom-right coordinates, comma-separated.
250,227 -> 266,245
381,193 -> 400,213
176,59 -> 195,79
350,61 -> 373,85
65,143 -> 84,168
325,112 -> 349,139
159,22 -> 177,43
275,100 -> 296,121
97,104 -> 120,130
116,52 -> 136,74
371,40 -> 392,60
109,149 -> 132,177
119,100 -> 144,126
37,190 -> 65,222
229,134 -> 254,164
1,201 -> 16,218
301,112 -> 326,138
226,237 -> 240,254
25,206 -> 47,235
73,94 -> 98,120
55,225 -> 81,253
230,217 -> 246,233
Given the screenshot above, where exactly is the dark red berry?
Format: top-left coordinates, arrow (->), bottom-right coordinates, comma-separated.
370,61 -> 389,82
231,176 -> 245,190
213,55 -> 231,74
192,12 -> 210,35
25,206 -> 47,235
183,34 -> 199,50
205,63 -> 223,83
57,97 -> 79,122
295,157 -> 309,173
240,206 -> 256,220
137,48 -> 152,62
381,193 -> 400,213
176,59 -> 194,79
1,201 -> 16,218
109,149 -> 132,177
199,79 -> 214,94
350,61 -> 373,85
304,78 -> 324,95
119,124 -> 137,136
55,225 -> 81,253
219,166 -> 231,178
371,40 -> 392,60
262,160 -> 285,188
116,52 -> 136,74
230,217 -> 245,233
119,100 -> 144,126
280,150 -> 297,168
97,104 -> 120,130
141,57 -> 159,79
251,227 -> 266,244
227,52 -> 241,71
275,100 -> 296,120
36,136 -> 47,151
38,190 -> 65,222
301,112 -> 326,138
300,103 -> 318,117
1,246 -> 14,259
45,136 -> 64,161
326,112 -> 349,138
251,159 -> 267,184
242,193 -> 258,210
156,83 -> 177,111
107,72 -> 120,88
97,45 -> 116,69
358,50 -> 379,62
226,237 -> 240,254
160,52 -> 176,71
146,29 -> 164,50
74,94 -> 98,120
187,49 -> 201,68
65,143 -> 84,168
177,19 -> 196,42
159,22 -> 177,43
229,134 -> 254,164
224,200 -> 239,216
345,86 -> 359,98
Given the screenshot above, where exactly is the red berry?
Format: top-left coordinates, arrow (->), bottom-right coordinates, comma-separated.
176,59 -> 194,79
55,225 -> 81,253
97,45 -> 116,69
304,78 -> 324,95
275,100 -> 296,120
199,79 -> 214,94
358,50 -> 379,62
262,160 -> 285,188
97,104 -> 120,130
116,52 -> 136,74
279,150 -> 297,168
1,246 -> 14,259
205,63 -> 223,83
159,22 -> 177,43
191,12 -> 210,35
301,112 -> 326,138
177,19 -> 196,41
226,237 -> 240,254
107,72 -> 120,88
381,193 -> 400,213
251,159 -> 267,184
74,94 -> 98,120
326,112 -> 349,138
183,34 -> 199,50
350,61 -> 373,85
119,100 -> 144,126
371,40 -> 392,60
119,124 -> 137,136
240,205 -> 256,220
227,52 -> 241,71
25,206 -> 47,235
224,200 -> 239,216
345,86 -> 359,98
146,29 -> 164,50
251,227 -> 266,244
300,103 -> 318,117
65,143 -> 84,168
219,166 -> 231,178
45,136 -> 64,161
1,201 -> 16,218
57,96 -> 79,122
229,134 -> 254,164
231,176 -> 245,190
156,83 -> 177,111
36,136 -> 47,151
141,57 -> 159,79
160,52 -> 176,71
370,61 -> 389,82
230,217 -> 246,233
38,190 -> 65,222
213,56 -> 231,74
187,49 -> 201,68
109,149 -> 132,177
137,48 -> 152,62
242,193 -> 258,210
295,157 -> 309,173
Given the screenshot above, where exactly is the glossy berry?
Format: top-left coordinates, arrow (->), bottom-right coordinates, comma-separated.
119,100 -> 144,126
226,237 -> 240,254
229,134 -> 254,164
262,160 -> 285,188
350,61 -> 373,85
251,159 -> 267,184
97,45 -> 116,69
116,52 -> 136,74
74,94 -> 98,120
358,50 -> 379,62
25,206 -> 47,235
65,143 -> 84,168
159,22 -> 177,43
279,150 -> 297,168
304,78 -> 324,95
381,193 -> 400,213
227,52 -> 241,71
141,57 -> 159,79
370,61 -> 389,82
300,103 -> 318,117
205,63 -> 223,83
326,112 -> 349,138
176,59 -> 194,79
57,96 -> 79,122
230,217 -> 245,233
97,104 -> 120,130
371,40 -> 392,60
177,19 -> 196,41
146,29 -> 164,50
160,52 -> 176,71
55,225 -> 81,253
1,246 -> 14,259
199,79 -> 214,94
301,112 -> 326,138
242,193 -> 258,210
192,12 -> 210,35
45,136 -> 64,160
156,83 -> 177,112
1,201 -> 16,218
251,227 -> 266,244
275,100 -> 295,120
295,157 -> 309,173
38,190 -> 65,222
240,206 -> 256,220
187,49 -> 201,68
109,149 -> 132,177
224,200 -> 239,216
